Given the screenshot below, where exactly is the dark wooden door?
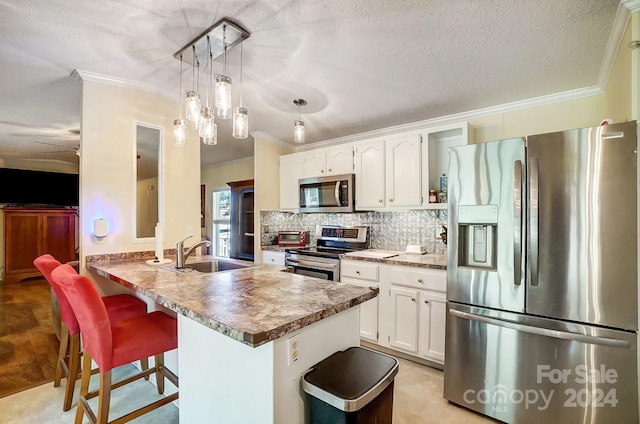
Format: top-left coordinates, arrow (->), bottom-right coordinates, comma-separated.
42,211 -> 76,264
5,211 -> 42,274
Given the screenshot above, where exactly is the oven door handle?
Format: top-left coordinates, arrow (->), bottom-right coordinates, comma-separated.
285,258 -> 338,271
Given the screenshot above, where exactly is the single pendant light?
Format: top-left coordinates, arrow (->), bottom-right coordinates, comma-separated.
201,39 -> 217,145
232,41 -> 248,139
185,46 -> 201,124
216,24 -> 232,120
293,98 -> 306,144
173,54 -> 187,146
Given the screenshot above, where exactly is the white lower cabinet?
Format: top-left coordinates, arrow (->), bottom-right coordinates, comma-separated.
389,286 -> 419,353
262,250 -> 285,266
340,260 -> 379,343
343,260 -> 447,365
417,290 -> 446,363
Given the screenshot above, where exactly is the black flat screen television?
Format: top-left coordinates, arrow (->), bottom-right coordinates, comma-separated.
0,168 -> 79,207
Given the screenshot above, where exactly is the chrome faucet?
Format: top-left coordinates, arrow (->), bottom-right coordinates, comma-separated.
175,236 -> 212,268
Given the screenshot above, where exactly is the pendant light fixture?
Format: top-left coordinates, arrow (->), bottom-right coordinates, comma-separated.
216,24 -> 233,120
293,98 -> 307,144
232,41 -> 248,139
172,18 -> 249,147
173,54 -> 187,147
200,37 -> 217,145
185,46 -> 201,126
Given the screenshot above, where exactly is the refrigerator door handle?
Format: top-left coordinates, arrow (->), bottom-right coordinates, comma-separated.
513,160 -> 523,285
529,157 -> 539,286
449,309 -> 631,348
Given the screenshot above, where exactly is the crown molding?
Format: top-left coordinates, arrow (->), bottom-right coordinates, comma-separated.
623,0 -> 640,12
302,85 -> 604,150
205,155 -> 254,169
71,69 -> 176,102
597,3 -> 632,88
250,131 -> 291,149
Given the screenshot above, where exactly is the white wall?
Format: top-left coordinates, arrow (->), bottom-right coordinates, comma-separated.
252,132 -> 295,263
79,79 -> 200,267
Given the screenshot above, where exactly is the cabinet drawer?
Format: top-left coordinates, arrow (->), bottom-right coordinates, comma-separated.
341,260 -> 379,282
389,267 -> 446,292
262,250 -> 285,266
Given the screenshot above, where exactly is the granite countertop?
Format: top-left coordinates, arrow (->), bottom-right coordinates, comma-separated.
261,245 -> 297,252
88,256 -> 378,348
340,249 -> 447,270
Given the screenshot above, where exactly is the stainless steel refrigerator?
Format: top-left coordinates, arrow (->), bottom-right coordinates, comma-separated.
444,121 -> 638,423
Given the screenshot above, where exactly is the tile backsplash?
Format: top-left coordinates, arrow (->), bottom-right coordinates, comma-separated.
260,210 -> 448,254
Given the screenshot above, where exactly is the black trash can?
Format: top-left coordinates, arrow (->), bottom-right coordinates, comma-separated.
302,346 -> 399,424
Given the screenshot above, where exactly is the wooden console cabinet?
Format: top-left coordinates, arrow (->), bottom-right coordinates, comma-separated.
3,208 -> 77,283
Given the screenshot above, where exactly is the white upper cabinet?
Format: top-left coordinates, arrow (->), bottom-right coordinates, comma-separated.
302,144 -> 354,178
354,139 -> 386,210
301,150 -> 326,178
326,145 -> 354,175
281,121 -> 471,213
354,134 -> 421,210
279,153 -> 303,212
385,134 -> 422,209
421,121 -> 472,209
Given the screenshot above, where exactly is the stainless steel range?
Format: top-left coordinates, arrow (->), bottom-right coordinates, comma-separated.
285,225 -> 369,281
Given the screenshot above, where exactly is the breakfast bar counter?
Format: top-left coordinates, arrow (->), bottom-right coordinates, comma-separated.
87,256 -> 378,424
88,257 -> 377,347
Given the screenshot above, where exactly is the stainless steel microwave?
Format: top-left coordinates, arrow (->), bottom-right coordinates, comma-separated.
299,174 -> 355,213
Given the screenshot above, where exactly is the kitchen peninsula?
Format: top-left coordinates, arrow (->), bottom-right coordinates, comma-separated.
88,257 -> 378,424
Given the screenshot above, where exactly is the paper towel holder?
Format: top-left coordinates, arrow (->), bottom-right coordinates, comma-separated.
93,218 -> 108,241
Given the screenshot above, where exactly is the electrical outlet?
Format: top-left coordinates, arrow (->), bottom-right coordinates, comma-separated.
434,227 -> 441,239
262,224 -> 270,234
287,334 -> 300,366
186,225 -> 193,237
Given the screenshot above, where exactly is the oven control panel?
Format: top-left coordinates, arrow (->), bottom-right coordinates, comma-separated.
318,225 -> 368,243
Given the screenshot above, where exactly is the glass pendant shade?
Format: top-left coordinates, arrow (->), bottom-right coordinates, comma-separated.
232,107 -> 249,139
199,107 -> 217,145
185,90 -> 201,122
201,124 -> 217,145
215,75 -> 232,120
294,120 -> 305,143
173,119 -> 187,146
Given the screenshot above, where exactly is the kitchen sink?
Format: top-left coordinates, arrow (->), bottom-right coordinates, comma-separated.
166,260 -> 253,274
186,260 -> 252,273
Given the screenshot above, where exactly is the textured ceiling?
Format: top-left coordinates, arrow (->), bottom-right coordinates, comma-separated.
0,0 -> 627,169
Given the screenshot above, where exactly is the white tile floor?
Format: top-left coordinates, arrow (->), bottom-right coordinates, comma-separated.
0,357 -> 494,423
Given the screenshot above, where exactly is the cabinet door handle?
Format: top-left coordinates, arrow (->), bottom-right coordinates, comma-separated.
411,297 -> 416,302
321,170 -> 325,173
417,279 -> 423,283
356,270 -> 360,274
389,198 -> 394,202
328,168 -> 332,172
424,300 -> 429,304
379,199 -> 383,203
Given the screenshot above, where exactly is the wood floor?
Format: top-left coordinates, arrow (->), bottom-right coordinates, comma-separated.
0,276 -> 58,398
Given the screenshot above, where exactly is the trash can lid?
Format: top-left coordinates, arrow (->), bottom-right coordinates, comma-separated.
302,346 -> 399,412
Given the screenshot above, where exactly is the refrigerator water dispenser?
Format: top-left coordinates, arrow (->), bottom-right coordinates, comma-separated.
457,205 -> 497,270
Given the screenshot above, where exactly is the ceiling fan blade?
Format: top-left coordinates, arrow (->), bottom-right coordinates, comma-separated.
34,140 -> 70,148
34,140 -> 78,151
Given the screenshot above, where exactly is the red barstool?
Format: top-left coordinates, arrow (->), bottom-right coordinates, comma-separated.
51,263 -> 178,424
33,254 -> 148,411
